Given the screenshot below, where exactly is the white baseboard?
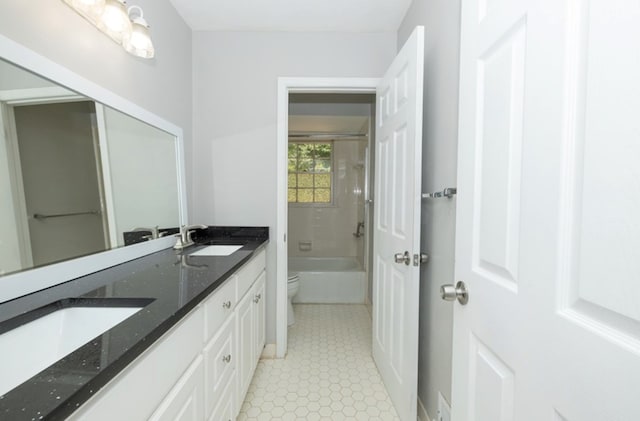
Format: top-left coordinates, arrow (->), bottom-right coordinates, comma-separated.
260,344 -> 277,359
418,398 -> 431,421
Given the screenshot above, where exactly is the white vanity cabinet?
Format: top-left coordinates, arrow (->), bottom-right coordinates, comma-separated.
237,272 -> 266,404
148,356 -> 205,421
68,249 -> 266,421
235,257 -> 266,417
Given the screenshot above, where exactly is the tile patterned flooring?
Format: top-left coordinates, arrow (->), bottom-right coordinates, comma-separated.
238,304 -> 399,420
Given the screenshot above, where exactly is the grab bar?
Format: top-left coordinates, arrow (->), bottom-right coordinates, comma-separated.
422,187 -> 457,199
353,221 -> 365,238
33,210 -> 101,220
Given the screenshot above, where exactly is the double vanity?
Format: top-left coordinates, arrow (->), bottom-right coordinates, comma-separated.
0,226 -> 269,421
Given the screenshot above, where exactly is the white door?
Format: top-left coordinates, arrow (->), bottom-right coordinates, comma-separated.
372,26 -> 424,421
452,0 -> 640,419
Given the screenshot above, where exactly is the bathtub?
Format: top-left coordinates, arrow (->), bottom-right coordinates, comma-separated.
288,257 -> 365,304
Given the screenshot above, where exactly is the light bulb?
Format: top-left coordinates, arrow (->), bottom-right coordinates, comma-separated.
97,0 -> 132,44
63,0 -> 105,21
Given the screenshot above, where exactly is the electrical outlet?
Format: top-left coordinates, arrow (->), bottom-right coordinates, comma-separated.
437,392 -> 451,421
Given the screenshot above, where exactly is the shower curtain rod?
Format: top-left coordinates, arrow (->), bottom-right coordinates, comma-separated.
289,132 -> 368,140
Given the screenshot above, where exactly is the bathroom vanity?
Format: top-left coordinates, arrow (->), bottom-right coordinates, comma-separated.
0,227 -> 268,421
0,29 -> 272,421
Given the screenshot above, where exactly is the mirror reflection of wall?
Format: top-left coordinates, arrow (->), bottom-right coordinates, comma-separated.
0,58 -> 181,276
101,106 -> 180,247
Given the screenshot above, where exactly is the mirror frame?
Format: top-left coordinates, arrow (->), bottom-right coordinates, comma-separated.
0,34 -> 188,303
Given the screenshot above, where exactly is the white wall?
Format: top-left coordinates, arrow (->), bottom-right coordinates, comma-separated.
192,31 -> 397,343
0,1 -> 193,213
397,0 -> 461,418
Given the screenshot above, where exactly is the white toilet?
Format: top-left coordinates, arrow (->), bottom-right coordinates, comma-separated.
287,272 -> 300,326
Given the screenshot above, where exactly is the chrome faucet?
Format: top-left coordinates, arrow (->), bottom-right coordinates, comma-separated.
133,226 -> 159,240
173,224 -> 208,250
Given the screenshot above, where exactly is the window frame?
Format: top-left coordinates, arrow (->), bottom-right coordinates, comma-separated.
287,140 -> 335,207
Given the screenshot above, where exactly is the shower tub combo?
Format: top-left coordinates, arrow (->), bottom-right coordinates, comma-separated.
288,256 -> 365,304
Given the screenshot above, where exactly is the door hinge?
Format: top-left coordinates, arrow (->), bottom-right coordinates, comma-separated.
413,253 -> 429,266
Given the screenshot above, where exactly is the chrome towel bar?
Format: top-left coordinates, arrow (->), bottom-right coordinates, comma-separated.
422,187 -> 457,199
33,210 -> 101,220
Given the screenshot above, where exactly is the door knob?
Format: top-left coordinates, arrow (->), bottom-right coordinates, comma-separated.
394,251 -> 411,265
440,281 -> 469,305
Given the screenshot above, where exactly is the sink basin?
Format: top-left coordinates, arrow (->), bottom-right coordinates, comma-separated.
189,245 -> 243,256
0,303 -> 144,396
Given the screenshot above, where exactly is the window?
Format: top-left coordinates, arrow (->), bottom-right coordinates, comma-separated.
288,142 -> 333,204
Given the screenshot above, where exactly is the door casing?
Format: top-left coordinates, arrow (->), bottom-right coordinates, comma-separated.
275,78 -> 380,358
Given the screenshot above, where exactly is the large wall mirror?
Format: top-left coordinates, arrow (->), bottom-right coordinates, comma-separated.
0,37 -> 186,297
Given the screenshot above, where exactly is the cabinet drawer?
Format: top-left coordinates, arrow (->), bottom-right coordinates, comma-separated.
237,249 -> 265,299
204,275 -> 237,342
203,314 -> 235,418
149,356 -> 204,421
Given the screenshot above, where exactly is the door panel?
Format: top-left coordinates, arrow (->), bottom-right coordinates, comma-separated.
469,336 -> 515,421
372,26 -> 424,421
453,0 -> 640,419
475,21 -> 525,289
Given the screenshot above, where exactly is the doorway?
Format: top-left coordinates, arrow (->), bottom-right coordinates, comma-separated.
287,93 -> 375,312
275,78 -> 380,359
5,100 -> 109,269
276,27 -> 424,421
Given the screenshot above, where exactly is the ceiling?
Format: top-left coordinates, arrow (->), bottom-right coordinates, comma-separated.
168,0 -> 413,32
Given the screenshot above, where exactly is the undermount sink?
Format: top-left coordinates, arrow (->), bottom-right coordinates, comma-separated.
0,300 -> 148,397
188,245 -> 243,256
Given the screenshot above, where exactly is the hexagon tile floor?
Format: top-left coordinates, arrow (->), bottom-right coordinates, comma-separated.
238,304 -> 400,421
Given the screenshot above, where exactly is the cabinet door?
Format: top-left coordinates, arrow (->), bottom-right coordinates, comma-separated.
208,376 -> 235,421
235,288 -> 254,406
204,314 -> 235,418
148,356 -> 204,421
253,272 -> 266,361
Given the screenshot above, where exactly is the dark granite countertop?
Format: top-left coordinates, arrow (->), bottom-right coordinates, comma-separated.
0,226 -> 268,421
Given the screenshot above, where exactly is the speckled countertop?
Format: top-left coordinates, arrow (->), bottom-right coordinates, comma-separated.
0,226 -> 268,421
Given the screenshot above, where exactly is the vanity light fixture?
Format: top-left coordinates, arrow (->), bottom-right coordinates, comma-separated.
61,0 -> 155,59
123,6 -> 155,58
63,0 -> 105,19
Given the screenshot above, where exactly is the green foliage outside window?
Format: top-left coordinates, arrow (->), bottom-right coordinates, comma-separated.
288,142 -> 332,203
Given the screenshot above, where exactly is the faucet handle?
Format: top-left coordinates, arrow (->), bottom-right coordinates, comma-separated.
173,224 -> 208,250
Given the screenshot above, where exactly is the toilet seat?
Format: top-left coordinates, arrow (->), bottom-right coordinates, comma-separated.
287,272 -> 299,283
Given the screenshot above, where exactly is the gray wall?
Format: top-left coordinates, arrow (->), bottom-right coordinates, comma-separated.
397,0 -> 461,418
0,1 -> 193,211
191,31 -> 397,344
